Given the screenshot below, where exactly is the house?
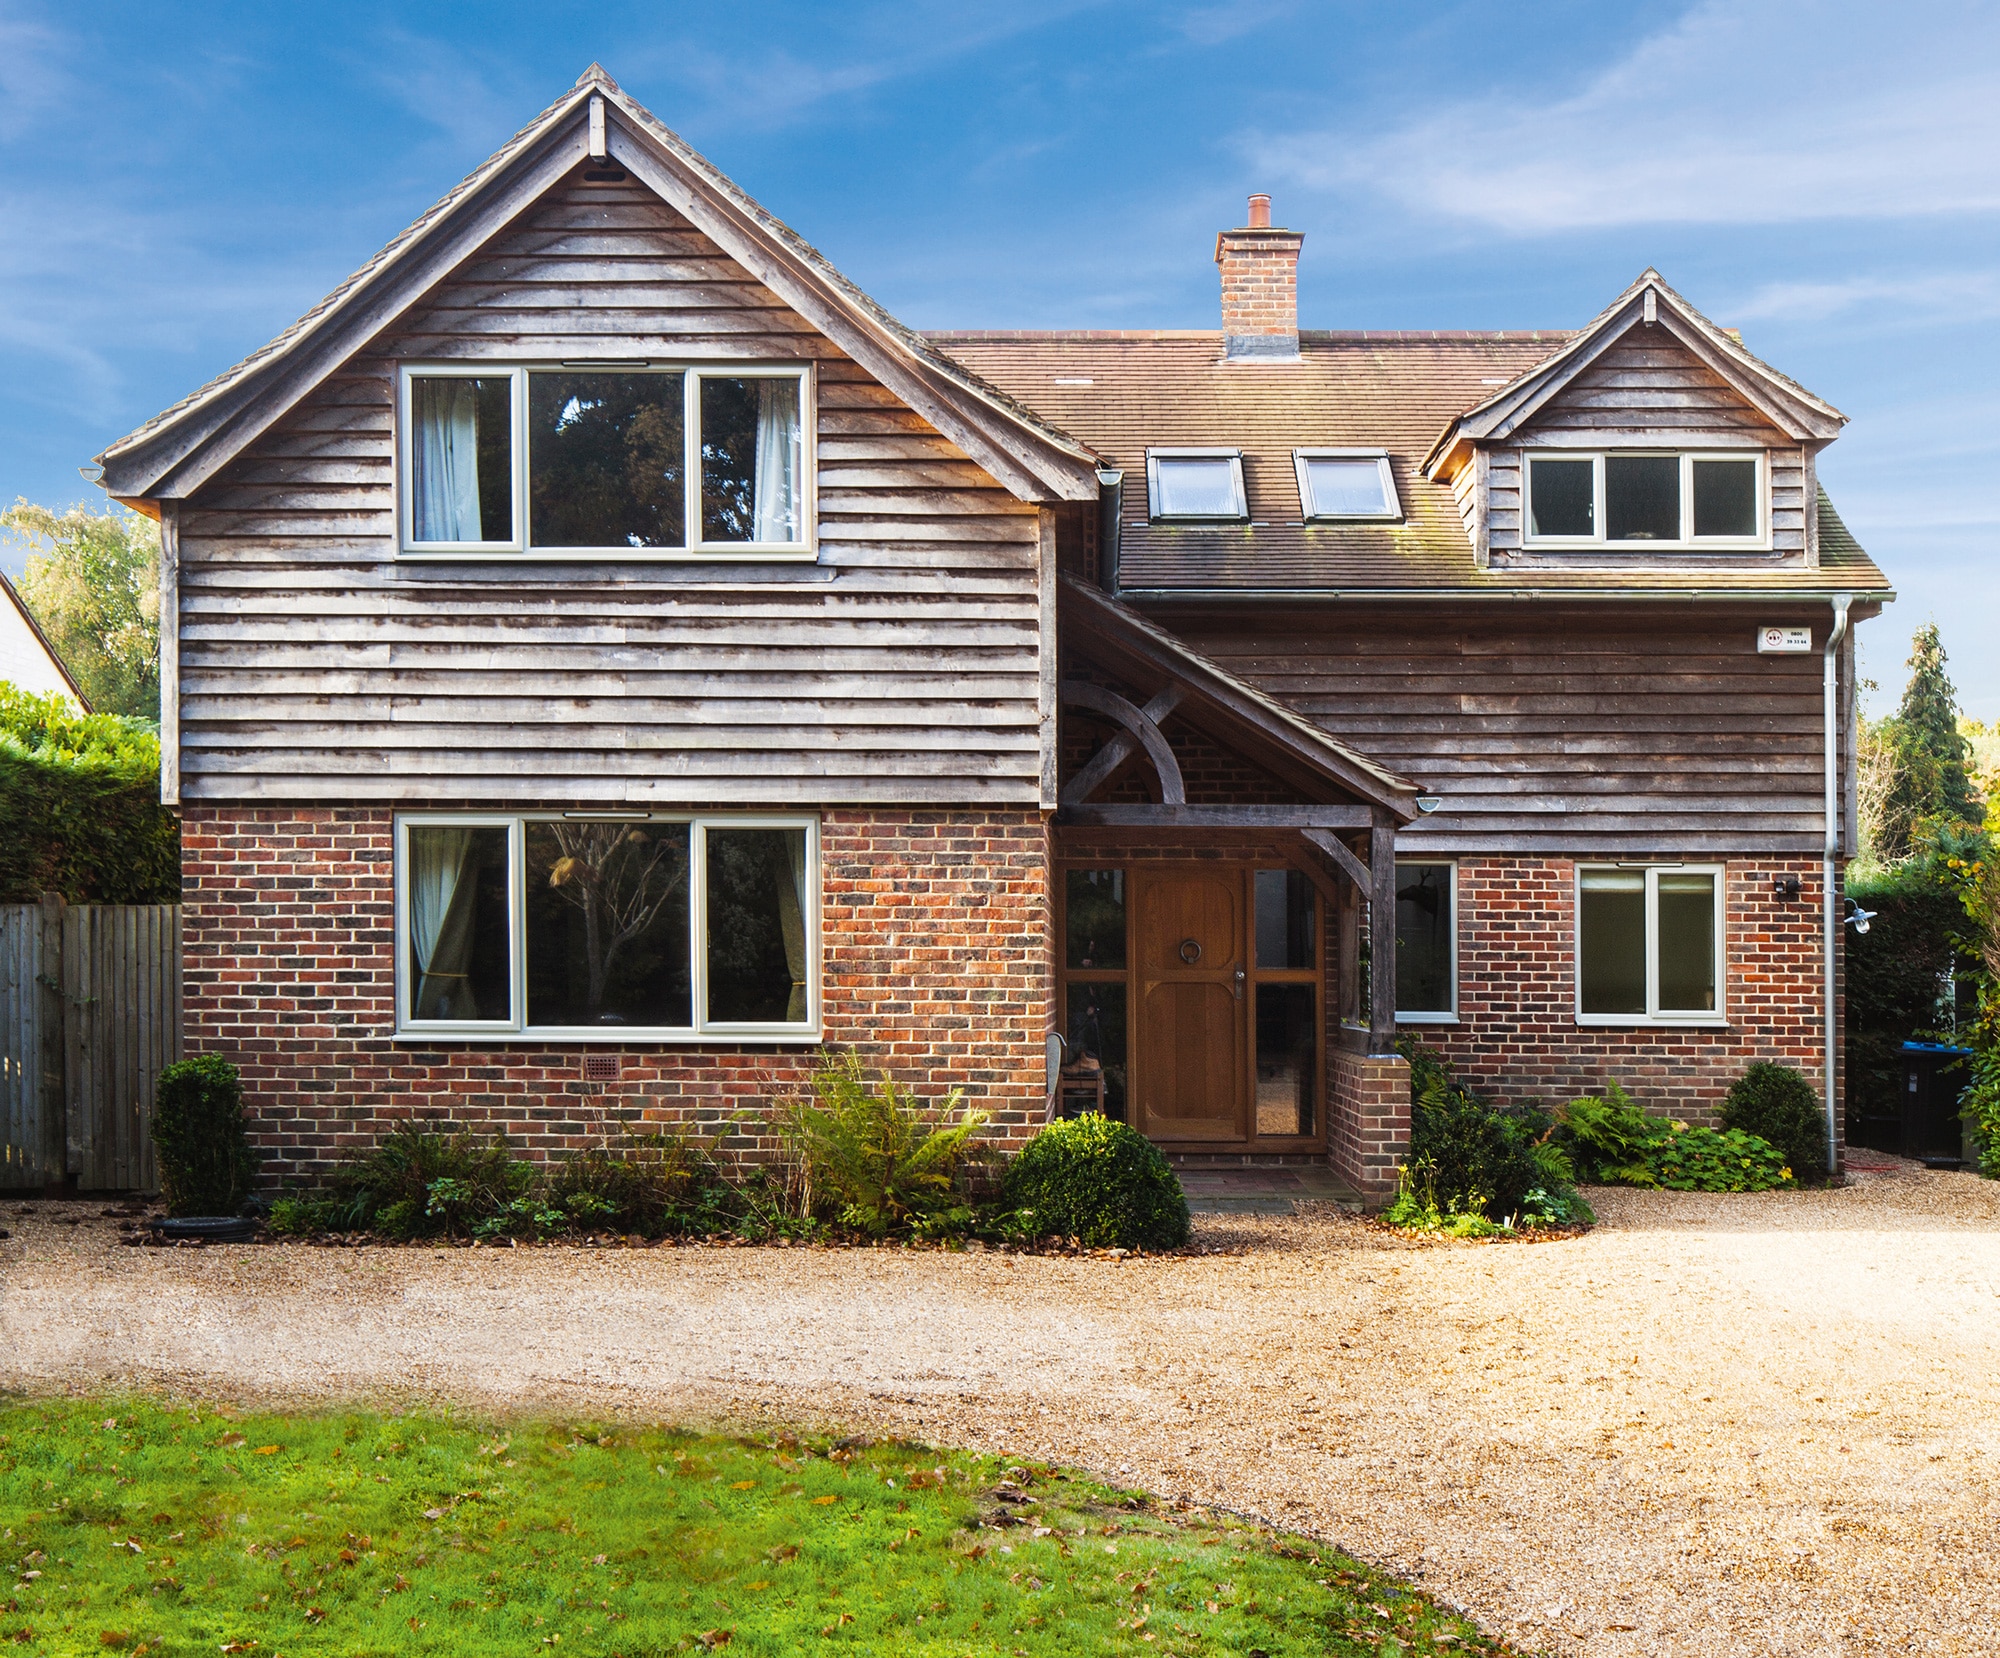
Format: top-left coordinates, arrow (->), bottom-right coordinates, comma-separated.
0,568 -> 88,708
94,68 -> 1888,1200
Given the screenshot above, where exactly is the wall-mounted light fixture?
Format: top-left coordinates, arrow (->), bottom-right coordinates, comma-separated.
1845,899 -> 1875,936
1771,874 -> 1802,903
1414,795 -> 1443,815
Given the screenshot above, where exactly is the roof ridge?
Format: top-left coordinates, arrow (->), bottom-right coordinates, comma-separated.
924,328 -> 1576,344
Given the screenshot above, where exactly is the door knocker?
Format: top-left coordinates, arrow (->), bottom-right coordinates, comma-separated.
1177,937 -> 1202,965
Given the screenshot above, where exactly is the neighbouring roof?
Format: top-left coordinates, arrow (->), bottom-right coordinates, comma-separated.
0,569 -> 88,708
937,329 -> 1891,597
97,65 -> 1100,507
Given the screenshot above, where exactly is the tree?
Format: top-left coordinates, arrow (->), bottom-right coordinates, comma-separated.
1875,623 -> 1982,861
0,499 -> 161,721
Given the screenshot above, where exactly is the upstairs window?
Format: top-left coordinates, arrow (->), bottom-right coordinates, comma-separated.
1294,449 -> 1401,521
1524,451 -> 1762,549
401,364 -> 809,556
1146,449 -> 1247,521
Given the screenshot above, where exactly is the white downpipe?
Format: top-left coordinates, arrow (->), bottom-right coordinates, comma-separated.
1823,594 -> 1853,1175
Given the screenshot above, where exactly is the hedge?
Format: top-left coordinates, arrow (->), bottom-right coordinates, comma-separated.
0,684 -> 178,903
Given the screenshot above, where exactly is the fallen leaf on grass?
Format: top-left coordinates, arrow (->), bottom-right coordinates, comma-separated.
730,1480 -> 756,1491
763,1545 -> 799,1564
252,1446 -> 279,1456
423,1509 -> 444,1520
304,1609 -> 325,1624
697,1630 -> 733,1648
810,1495 -> 838,1506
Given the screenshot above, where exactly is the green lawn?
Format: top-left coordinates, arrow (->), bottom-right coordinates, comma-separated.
0,1398 -> 1514,1656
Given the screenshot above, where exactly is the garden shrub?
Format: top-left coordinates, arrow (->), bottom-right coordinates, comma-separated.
1963,1046 -> 2000,1179
1553,1084 -> 1798,1192
1720,1061 -> 1827,1180
998,1112 -> 1190,1249
783,1052 -> 988,1237
1393,1043 -> 1588,1228
1845,853 -> 1971,1138
0,684 -> 179,903
151,1055 -> 257,1216
312,1125 -> 535,1240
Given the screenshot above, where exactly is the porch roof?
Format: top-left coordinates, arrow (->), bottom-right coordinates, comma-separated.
1058,575 -> 1422,824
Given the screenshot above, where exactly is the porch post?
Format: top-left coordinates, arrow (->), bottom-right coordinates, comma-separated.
1369,811 -> 1397,1054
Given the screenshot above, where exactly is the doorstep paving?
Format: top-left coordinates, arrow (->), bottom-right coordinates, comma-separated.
1174,1166 -> 1364,1215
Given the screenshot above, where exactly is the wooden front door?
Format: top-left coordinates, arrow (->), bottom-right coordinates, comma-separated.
1131,868 -> 1246,1142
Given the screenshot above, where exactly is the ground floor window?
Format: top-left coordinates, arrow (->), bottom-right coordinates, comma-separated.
1394,860 -> 1456,1020
396,813 -> 817,1040
1577,864 -> 1723,1024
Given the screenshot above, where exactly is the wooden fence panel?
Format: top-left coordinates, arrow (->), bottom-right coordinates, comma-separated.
0,900 -> 180,1192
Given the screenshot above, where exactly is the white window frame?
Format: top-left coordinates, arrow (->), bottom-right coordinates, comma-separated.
397,362 -> 816,560
1522,450 -> 1765,551
1145,447 -> 1248,522
393,810 -> 821,1043
1574,862 -> 1727,1028
1293,448 -> 1402,522
1393,858 -> 1458,1024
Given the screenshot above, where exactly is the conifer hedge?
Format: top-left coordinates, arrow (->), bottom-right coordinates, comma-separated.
0,685 -> 178,903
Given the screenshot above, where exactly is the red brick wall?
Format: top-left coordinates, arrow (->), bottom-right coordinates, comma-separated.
1327,1046 -> 1409,1201
180,806 -> 1052,1187
1410,857 -> 1833,1124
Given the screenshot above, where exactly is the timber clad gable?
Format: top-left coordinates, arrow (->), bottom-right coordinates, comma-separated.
173,175 -> 1051,807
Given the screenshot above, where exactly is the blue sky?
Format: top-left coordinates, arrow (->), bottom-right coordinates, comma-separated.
1,0 -> 1994,715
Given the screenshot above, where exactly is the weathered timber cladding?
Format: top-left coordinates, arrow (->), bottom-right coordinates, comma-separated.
1177,604 -> 1841,855
1493,326 -> 1808,560
173,178 -> 1044,804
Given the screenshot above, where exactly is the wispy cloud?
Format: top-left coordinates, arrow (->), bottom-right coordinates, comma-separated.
352,26 -> 529,152
1248,0 -> 2000,233
1731,271 -> 2000,326
0,0 -> 72,141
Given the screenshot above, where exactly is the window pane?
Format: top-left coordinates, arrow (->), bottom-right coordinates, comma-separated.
706,827 -> 811,1023
1255,868 -> 1315,969
1303,457 -> 1390,517
1657,873 -> 1717,1012
1692,459 -> 1756,537
700,377 -> 804,544
410,377 -> 512,542
1605,455 -> 1680,541
1066,869 -> 1126,970
1528,457 -> 1593,537
1153,456 -> 1240,517
406,826 -> 511,1021
525,821 -> 691,1028
528,372 -> 685,548
1580,870 -> 1646,1015
1064,981 -> 1127,1122
1255,983 -> 1316,1136
1395,862 -> 1454,1013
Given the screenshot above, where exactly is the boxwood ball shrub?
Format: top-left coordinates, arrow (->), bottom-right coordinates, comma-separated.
1720,1061 -> 1826,1181
1000,1114 -> 1190,1250
151,1055 -> 258,1217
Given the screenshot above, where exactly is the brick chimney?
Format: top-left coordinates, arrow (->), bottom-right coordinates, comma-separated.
1215,193 -> 1303,361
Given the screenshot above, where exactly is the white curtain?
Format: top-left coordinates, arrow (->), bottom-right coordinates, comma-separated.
776,828 -> 809,1022
412,379 -> 483,542
411,828 -> 480,1019
752,379 -> 802,543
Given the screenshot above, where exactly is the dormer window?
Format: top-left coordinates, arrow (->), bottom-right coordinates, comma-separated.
1294,449 -> 1401,521
1146,449 -> 1247,521
1524,451 -> 1763,550
400,363 -> 811,558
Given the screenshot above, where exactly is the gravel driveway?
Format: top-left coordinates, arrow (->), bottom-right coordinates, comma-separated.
4,1165 -> 1997,1656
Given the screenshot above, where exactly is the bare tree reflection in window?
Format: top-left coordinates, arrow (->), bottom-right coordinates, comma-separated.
538,822 -> 690,1023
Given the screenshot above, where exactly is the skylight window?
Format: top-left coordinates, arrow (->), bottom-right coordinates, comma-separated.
1146,449 -> 1247,521
1294,450 -> 1400,521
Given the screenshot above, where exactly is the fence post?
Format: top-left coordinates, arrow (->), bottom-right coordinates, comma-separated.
35,892 -> 65,1192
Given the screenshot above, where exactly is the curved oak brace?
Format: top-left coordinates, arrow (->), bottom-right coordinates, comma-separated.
1059,680 -> 1185,806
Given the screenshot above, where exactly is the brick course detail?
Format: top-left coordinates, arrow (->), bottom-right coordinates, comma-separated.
1408,857 -> 1836,1127
180,806 -> 1052,1187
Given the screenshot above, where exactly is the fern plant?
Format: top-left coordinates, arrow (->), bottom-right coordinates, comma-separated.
782,1053 -> 989,1237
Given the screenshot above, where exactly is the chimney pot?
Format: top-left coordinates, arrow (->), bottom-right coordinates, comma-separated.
1214,196 -> 1302,362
